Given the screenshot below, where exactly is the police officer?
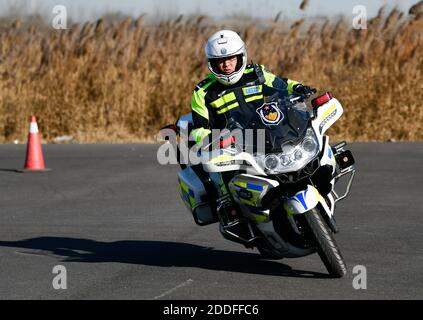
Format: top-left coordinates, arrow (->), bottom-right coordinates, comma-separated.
190,30 -> 315,222
191,29 -> 315,146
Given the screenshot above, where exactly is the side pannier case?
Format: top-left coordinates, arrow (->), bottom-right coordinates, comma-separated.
177,167 -> 217,226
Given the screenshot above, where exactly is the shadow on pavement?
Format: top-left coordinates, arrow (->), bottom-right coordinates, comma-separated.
0,168 -> 21,173
0,237 -> 331,279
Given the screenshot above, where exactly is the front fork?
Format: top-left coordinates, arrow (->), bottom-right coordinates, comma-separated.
283,141 -> 356,233
283,184 -> 338,233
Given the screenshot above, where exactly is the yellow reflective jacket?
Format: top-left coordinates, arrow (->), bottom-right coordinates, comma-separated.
191,64 -> 301,145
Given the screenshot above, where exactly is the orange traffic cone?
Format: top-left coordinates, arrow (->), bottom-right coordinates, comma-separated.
21,115 -> 50,172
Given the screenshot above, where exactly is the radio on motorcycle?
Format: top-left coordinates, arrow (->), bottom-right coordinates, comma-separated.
165,86 -> 356,278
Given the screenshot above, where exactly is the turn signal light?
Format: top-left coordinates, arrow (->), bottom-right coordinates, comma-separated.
312,92 -> 333,108
219,136 -> 236,148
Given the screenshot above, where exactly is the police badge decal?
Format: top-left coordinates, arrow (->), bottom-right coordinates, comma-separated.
256,102 -> 284,125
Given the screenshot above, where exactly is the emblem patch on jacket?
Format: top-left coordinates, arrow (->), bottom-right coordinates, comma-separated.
256,102 -> 284,125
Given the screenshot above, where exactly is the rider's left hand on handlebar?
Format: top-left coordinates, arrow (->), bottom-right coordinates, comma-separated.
293,84 -> 316,96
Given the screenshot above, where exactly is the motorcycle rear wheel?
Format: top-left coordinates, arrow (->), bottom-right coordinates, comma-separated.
305,208 -> 347,278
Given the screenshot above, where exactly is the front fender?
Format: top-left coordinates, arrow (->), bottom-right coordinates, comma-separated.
283,185 -> 322,215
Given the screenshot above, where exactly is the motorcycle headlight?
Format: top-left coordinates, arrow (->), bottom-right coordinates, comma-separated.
256,128 -> 319,174
264,154 -> 280,171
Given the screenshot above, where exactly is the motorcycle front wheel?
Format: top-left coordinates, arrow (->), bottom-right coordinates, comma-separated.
305,208 -> 347,278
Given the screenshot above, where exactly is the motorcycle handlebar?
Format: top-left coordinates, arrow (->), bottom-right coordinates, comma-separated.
288,88 -> 317,103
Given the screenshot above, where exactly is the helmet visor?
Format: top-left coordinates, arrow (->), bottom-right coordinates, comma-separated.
209,54 -> 244,76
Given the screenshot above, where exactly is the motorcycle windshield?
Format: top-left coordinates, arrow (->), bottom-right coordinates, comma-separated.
224,89 -> 312,153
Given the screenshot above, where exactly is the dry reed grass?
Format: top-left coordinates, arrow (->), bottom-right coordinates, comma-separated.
0,6 -> 422,143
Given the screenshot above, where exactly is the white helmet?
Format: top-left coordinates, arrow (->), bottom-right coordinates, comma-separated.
205,30 -> 247,86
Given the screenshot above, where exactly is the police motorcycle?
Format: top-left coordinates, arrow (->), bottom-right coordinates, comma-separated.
161,85 -> 356,278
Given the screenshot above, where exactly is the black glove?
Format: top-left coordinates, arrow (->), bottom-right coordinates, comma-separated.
293,84 -> 316,96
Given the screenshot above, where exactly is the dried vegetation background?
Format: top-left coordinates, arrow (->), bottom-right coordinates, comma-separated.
0,2 -> 422,143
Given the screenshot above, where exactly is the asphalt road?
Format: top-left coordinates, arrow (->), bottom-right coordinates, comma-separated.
0,143 -> 422,300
